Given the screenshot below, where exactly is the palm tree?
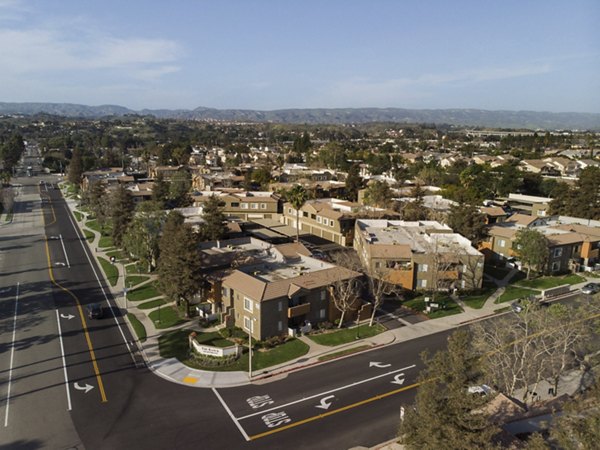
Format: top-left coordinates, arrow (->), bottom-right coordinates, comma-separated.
287,184 -> 308,242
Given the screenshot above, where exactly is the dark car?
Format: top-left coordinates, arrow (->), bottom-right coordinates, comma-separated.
511,301 -> 524,313
87,303 -> 103,319
581,283 -> 600,295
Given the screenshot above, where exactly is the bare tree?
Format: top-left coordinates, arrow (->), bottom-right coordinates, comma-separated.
365,266 -> 399,326
329,277 -> 361,328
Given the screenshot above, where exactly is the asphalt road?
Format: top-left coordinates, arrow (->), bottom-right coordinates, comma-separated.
0,176 -> 455,450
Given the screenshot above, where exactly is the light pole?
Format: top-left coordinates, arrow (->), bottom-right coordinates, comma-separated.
248,327 -> 253,380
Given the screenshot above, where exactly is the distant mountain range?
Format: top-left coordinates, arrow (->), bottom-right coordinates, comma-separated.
1,102 -> 599,130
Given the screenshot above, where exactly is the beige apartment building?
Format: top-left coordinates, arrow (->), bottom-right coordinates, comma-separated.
354,220 -> 484,292
191,191 -> 281,221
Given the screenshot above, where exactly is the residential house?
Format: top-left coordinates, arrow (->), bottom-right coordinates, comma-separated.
505,193 -> 552,217
354,220 -> 484,291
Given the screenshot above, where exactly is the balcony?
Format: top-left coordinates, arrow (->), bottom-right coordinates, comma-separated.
288,303 -> 310,318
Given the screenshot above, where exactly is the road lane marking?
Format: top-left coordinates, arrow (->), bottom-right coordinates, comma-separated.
59,234 -> 70,268
249,381 -> 422,440
44,227 -> 108,403
64,207 -> 135,361
55,309 -> 73,411
315,395 -> 335,410
3,282 -> 20,427
247,395 -> 274,409
237,364 -> 416,421
212,388 -> 250,442
73,382 -> 94,394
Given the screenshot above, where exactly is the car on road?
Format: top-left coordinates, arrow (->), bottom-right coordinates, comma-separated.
581,283 -> 600,295
87,303 -> 103,319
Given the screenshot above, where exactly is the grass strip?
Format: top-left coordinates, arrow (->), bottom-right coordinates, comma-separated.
137,298 -> 166,310
309,323 -> 386,347
127,313 -> 147,342
97,256 -> 118,287
318,345 -> 371,362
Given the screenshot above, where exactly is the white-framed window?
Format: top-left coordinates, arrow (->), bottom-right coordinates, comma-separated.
241,203 -> 249,209
317,216 -> 322,224
277,321 -> 283,331
221,287 -> 229,297
244,297 -> 253,312
260,203 -> 267,209
418,279 -> 427,288
554,247 -> 563,258
329,219 -> 335,227
278,301 -> 282,312
244,316 -> 253,332
288,208 -> 293,214
551,261 -> 560,272
251,203 -> 258,209
319,308 -> 326,319
498,239 -> 506,248
418,264 -> 428,272
320,290 -> 326,301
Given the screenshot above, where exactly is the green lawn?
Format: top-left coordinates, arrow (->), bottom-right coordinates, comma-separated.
148,305 -> 185,329
194,331 -> 235,348
97,256 -> 119,286
159,330 -> 309,372
105,249 -> 126,260
125,275 -> 151,287
404,295 -> 462,318
83,229 -> 95,243
126,261 -> 150,274
318,345 -> 371,362
127,283 -> 160,302
127,313 -> 147,342
515,274 -> 586,290
495,285 -> 539,304
85,219 -> 101,233
137,298 -> 166,310
73,211 -> 83,221
461,287 -> 497,309
309,323 -> 386,347
98,235 -> 114,249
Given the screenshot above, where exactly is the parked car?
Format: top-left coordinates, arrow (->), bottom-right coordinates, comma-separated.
581,283 -> 600,295
87,303 -> 103,319
511,301 -> 524,313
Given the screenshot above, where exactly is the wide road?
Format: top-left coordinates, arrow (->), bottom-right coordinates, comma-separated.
1,176 -> 457,449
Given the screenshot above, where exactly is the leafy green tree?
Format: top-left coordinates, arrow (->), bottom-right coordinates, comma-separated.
122,201 -> 165,272
251,166 -> 272,190
446,204 -> 487,245
157,211 -> 202,317
513,228 -> 549,279
402,183 -> 428,221
83,181 -> 109,232
363,180 -> 392,209
68,147 -> 83,185
152,172 -> 170,208
0,134 -> 25,171
198,195 -> 226,241
287,184 -> 308,242
109,185 -> 135,247
344,163 -> 363,202
169,171 -> 192,207
292,132 -> 312,154
400,330 -> 499,450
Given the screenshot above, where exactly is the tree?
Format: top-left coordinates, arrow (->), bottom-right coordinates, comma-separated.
109,184 -> 134,248
251,166 -> 272,190
157,211 -> 203,317
344,163 -> 362,202
328,276 -> 361,328
152,172 -> 170,208
446,204 -> 487,245
83,181 -> 109,232
513,229 -> 549,279
400,330 -> 500,450
550,383 -> 600,449
363,180 -> 392,209
68,147 -> 83,185
287,184 -> 308,242
199,194 -> 226,241
122,201 -> 165,272
365,266 -> 398,326
402,183 -> 428,221
169,171 -> 192,208
0,134 -> 25,171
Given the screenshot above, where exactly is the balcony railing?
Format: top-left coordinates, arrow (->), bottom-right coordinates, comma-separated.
288,303 -> 310,318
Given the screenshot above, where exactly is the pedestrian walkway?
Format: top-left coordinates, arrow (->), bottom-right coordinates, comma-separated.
60,187 -> 597,389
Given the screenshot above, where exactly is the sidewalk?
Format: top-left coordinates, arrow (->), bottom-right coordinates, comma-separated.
61,190 -> 596,389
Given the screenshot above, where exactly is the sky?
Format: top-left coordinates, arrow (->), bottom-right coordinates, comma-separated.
0,0 -> 598,112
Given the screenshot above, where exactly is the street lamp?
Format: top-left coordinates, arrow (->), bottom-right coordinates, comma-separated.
248,318 -> 257,380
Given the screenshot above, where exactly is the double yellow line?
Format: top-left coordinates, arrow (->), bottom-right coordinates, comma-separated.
40,187 -> 107,403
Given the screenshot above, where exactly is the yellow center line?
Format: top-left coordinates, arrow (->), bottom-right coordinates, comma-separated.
248,382 -> 422,440
41,188 -> 107,403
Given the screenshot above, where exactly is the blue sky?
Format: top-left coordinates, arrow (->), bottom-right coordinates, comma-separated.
0,0 -> 598,112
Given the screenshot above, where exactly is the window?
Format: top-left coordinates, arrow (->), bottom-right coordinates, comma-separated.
251,203 -> 258,209
375,262 -> 381,268
288,208 -> 293,214
231,202 -> 240,207
319,308 -> 326,319
554,247 -> 563,258
303,211 -> 308,217
418,264 -> 428,272
260,203 -> 267,209
551,261 -> 560,272
320,290 -> 327,301
310,214 -> 316,219
329,219 -> 335,227
317,216 -> 322,223
244,316 -> 253,332
241,203 -> 249,209
278,301 -> 282,312
277,321 -> 283,331
244,297 -> 253,312
221,287 -> 229,297
498,239 -> 506,248
418,279 -> 428,288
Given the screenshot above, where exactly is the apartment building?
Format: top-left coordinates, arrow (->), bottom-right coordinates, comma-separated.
191,191 -> 281,221
198,237 -> 362,340
354,220 -> 484,292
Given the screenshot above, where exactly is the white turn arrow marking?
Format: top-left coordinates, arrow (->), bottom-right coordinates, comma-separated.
369,362 -> 391,368
315,395 -> 335,410
74,382 -> 94,394
60,313 -> 75,320
391,373 -> 405,385
55,262 -> 66,267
